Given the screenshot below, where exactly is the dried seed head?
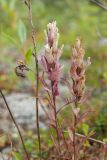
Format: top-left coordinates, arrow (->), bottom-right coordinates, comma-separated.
70,38 -> 91,102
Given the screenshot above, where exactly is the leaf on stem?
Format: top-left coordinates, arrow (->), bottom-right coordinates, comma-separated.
17,20 -> 26,44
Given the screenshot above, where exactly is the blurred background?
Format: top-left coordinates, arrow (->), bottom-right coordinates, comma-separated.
1,0 -> 107,142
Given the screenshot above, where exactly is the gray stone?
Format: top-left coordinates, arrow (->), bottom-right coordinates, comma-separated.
0,92 -> 46,131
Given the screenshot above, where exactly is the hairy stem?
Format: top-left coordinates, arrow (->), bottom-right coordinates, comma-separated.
58,122 -> 72,159
51,82 -> 61,158
73,102 -> 78,160
73,114 -> 76,160
57,98 -> 76,114
0,90 -> 30,160
25,0 -> 41,156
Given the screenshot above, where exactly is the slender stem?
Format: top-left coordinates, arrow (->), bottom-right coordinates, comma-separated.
75,133 -> 105,145
26,0 -> 41,156
73,101 -> 78,160
0,90 -> 30,160
73,114 -> 76,160
64,129 -> 105,158
90,0 -> 107,11
51,82 -> 61,158
57,98 -> 76,114
58,122 -> 72,159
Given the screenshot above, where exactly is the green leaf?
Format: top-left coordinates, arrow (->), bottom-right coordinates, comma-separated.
17,20 -> 26,44
13,152 -> 22,160
25,48 -> 32,64
82,123 -> 89,136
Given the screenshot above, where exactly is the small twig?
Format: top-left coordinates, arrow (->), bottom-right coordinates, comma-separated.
90,0 -> 107,10
57,98 -> 76,114
25,0 -> 41,156
75,133 -> 105,145
64,131 -> 105,145
0,90 -> 30,160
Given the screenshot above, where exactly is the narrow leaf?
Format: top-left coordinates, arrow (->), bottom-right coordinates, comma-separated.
18,20 -> 26,44
25,48 -> 32,64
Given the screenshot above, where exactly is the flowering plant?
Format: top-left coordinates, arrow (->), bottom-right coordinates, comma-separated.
40,21 -> 63,96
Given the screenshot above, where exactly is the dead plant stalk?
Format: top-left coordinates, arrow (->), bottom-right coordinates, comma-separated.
24,0 -> 41,156
0,90 -> 30,160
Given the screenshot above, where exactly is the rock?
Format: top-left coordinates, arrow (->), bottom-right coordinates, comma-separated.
99,38 -> 107,46
0,92 -> 46,132
0,155 -> 9,160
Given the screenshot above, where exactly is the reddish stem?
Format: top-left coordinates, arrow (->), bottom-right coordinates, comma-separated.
51,81 -> 61,159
